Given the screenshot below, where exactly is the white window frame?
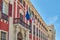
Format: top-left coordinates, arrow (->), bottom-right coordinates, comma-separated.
2,0 -> 8,15
0,30 -> 8,40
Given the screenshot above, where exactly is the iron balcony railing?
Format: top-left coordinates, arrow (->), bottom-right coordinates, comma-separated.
13,18 -> 30,29
1,13 -> 8,21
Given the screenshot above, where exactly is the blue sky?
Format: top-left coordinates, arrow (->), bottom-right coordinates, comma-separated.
30,0 -> 60,40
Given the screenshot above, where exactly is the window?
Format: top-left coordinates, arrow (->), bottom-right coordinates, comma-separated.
28,7 -> 31,16
38,19 -> 39,22
32,11 -> 34,16
35,15 -> 37,19
1,32 -> 6,40
36,28 -> 38,36
29,22 -> 32,33
28,7 -> 30,12
17,32 -> 23,40
33,25 -> 35,35
20,13 -> 24,26
41,31 -> 42,38
39,30 -> 40,37
20,13 -> 23,21
42,24 -> 48,32
23,1 -> 25,7
2,0 -> 8,15
19,0 -> 22,3
39,21 -> 41,25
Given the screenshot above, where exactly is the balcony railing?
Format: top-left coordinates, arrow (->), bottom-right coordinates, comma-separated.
13,18 -> 30,29
1,13 -> 8,21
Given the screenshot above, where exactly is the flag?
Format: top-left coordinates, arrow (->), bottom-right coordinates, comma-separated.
25,10 -> 30,20
29,19 -> 32,23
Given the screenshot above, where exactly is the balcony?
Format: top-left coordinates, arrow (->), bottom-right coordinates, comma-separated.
13,18 -> 30,29
1,13 -> 8,21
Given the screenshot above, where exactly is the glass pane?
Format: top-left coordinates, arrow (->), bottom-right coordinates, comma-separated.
1,32 -> 6,40
2,0 -> 8,15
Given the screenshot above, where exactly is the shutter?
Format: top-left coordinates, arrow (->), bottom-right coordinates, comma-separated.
8,3 -> 12,17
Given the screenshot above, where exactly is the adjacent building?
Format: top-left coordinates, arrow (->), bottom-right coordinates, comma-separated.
48,25 -> 56,40
0,0 -> 56,40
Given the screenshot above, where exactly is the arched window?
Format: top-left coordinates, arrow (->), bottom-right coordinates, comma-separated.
17,32 -> 23,40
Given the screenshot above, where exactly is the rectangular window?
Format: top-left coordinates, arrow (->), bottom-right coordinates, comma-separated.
35,15 -> 37,19
1,32 -> 6,40
2,0 -> 8,15
29,22 -> 32,33
23,1 -> 25,7
39,21 -> 41,25
28,7 -> 30,12
33,25 -> 35,35
18,0 -> 22,3
38,19 -> 39,22
40,31 -> 42,38
36,28 -> 38,36
20,13 -> 24,25
28,7 -> 31,16
32,11 -> 34,16
39,30 -> 40,37
20,13 -> 23,21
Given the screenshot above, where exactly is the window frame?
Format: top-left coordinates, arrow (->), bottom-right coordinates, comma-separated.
33,25 -> 35,36
23,1 -> 25,7
0,30 -> 8,40
1,31 -> 6,40
2,0 -> 8,15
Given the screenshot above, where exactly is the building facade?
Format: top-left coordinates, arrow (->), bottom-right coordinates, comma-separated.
48,25 -> 56,40
0,0 -> 9,40
0,0 -> 55,40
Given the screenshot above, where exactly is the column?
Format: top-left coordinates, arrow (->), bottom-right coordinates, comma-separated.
9,0 -> 14,40
32,21 -> 34,40
27,30 -> 29,40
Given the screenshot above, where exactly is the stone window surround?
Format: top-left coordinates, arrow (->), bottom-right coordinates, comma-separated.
0,30 -> 8,40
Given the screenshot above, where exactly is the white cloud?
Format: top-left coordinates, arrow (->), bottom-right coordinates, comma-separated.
53,16 -> 58,22
48,16 -> 58,24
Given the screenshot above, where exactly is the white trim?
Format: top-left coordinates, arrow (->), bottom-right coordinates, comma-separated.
1,19 -> 3,22
0,30 -> 8,40
32,21 -> 33,40
14,24 -> 30,40
0,19 -> 8,24
0,30 -> 8,33
14,24 -> 30,31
